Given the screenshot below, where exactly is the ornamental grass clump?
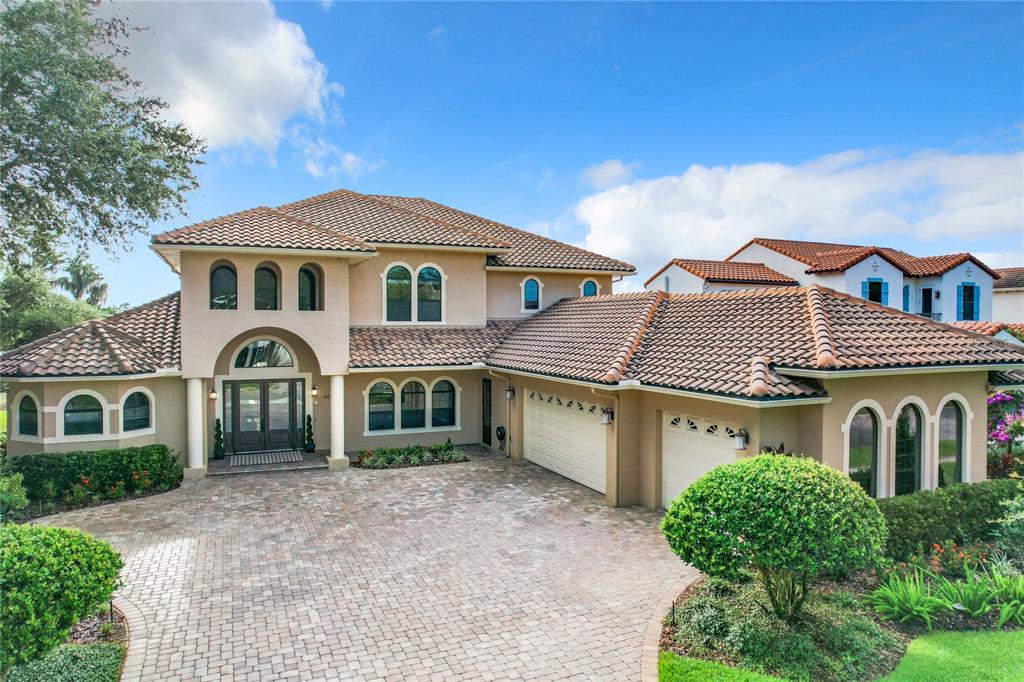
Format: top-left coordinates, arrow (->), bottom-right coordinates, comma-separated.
661,454 -> 887,621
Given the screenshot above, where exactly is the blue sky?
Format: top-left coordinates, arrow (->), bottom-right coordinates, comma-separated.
94,1 -> 1023,306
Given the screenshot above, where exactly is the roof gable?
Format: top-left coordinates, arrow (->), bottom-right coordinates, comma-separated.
644,258 -> 798,287
994,267 -> 1024,289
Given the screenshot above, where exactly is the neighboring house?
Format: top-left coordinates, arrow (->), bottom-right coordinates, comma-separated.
949,321 -> 1024,347
643,259 -> 798,293
650,238 -> 999,322
993,267 -> 1024,323
3,189 -> 1024,511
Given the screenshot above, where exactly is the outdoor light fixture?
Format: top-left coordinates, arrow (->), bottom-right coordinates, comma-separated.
601,407 -> 614,425
505,387 -> 515,400
734,428 -> 749,451
208,388 -> 218,401
310,385 -> 319,397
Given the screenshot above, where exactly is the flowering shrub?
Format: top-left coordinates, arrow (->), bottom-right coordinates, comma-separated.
886,541 -> 992,580
987,392 -> 1024,478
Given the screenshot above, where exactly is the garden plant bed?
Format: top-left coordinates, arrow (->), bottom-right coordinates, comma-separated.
355,440 -> 468,469
15,482 -> 180,521
6,604 -> 127,682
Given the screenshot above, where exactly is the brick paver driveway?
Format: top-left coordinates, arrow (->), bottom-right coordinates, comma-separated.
44,449 -> 689,681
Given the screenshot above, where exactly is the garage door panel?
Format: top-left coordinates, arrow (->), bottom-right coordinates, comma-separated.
661,413 -> 736,508
524,390 -> 606,494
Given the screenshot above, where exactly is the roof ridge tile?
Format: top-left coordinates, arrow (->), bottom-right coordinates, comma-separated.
748,356 -> 772,396
603,290 -> 664,382
805,285 -> 838,368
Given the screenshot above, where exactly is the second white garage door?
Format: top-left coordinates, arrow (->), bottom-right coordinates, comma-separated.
661,413 -> 737,508
523,389 -> 607,494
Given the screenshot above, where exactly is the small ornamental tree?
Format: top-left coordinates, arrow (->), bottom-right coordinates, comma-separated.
661,454 -> 887,621
213,418 -> 225,460
304,415 -> 316,453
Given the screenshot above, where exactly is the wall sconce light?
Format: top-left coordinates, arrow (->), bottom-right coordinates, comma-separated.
505,387 -> 515,400
208,388 -> 218,401
734,428 -> 749,451
310,385 -> 319,397
601,407 -> 614,425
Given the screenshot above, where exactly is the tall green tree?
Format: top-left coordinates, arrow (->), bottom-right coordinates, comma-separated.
1,0 -> 205,267
0,268 -> 103,350
54,250 -> 108,305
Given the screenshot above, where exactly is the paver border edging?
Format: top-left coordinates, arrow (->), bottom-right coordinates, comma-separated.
639,568 -> 701,682
114,595 -> 150,682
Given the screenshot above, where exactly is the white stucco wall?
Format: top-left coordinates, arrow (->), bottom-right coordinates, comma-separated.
938,261 -> 993,322
993,290 -> 1024,323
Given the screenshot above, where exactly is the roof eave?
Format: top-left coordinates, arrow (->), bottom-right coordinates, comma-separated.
776,362 -> 1024,379
485,265 -> 636,275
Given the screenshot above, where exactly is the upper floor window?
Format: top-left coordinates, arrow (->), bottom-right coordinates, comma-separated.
902,285 -> 910,312
235,339 -> 294,368
522,277 -> 541,311
581,279 -> 599,297
848,407 -> 878,498
210,264 -> 237,310
417,267 -> 442,322
958,282 -> 979,321
18,394 -> 38,437
254,264 -> 280,311
123,391 -> 152,431
862,278 -> 888,305
64,394 -> 103,436
938,402 -> 963,487
298,265 -> 322,311
894,404 -> 923,496
386,266 -> 412,321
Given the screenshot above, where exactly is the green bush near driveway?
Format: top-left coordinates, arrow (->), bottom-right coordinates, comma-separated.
0,524 -> 123,671
880,630 -> 1024,681
876,479 -> 1021,560
358,439 -> 467,469
5,643 -> 125,682
5,443 -> 182,506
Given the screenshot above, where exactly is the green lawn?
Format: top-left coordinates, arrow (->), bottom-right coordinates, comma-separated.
660,630 -> 1024,682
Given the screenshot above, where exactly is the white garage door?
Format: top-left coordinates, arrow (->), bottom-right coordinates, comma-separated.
661,413 -> 737,508
524,389 -> 607,493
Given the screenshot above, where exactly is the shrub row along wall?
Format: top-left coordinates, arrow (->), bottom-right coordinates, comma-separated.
877,479 -> 1021,560
6,444 -> 182,501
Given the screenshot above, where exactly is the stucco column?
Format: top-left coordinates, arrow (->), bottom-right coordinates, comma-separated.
185,377 -> 206,478
329,374 -> 349,469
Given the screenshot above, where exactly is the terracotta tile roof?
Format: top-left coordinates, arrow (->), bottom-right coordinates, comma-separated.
152,206 -> 374,252
349,322 -> 518,368
369,195 -> 636,273
994,267 -> 1024,289
990,369 -> 1024,388
279,190 -> 510,250
729,238 -> 998,278
486,292 -> 662,383
644,259 -> 797,287
0,293 -> 180,377
949,321 -> 1024,339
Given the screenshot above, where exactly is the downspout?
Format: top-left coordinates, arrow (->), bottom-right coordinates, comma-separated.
488,369 -> 513,457
592,387 -> 620,505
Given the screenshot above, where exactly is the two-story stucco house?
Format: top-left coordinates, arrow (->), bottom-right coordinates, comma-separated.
648,238 -> 1000,323
4,190 -> 1024,510
993,267 -> 1024,323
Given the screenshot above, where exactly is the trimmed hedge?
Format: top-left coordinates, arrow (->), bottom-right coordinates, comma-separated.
0,525 -> 123,671
876,479 -> 1021,560
6,444 -> 182,503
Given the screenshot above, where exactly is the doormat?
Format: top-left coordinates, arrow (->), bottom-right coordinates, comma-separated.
229,450 -> 304,466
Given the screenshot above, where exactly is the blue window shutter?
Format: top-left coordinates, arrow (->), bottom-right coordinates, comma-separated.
861,280 -> 869,299
881,282 -> 889,306
956,284 -> 964,321
902,285 -> 910,312
973,285 -> 981,320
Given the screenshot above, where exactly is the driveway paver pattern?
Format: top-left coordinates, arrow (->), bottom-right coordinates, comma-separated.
43,448 -> 690,681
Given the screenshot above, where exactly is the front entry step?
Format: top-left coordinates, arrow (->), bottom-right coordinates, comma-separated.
208,451 -> 328,476
229,450 -> 303,467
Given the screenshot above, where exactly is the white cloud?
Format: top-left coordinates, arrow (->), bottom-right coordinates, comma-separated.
575,149 -> 1023,288
292,130 -> 387,180
581,159 -> 640,190
102,0 -> 341,151
525,221 -> 552,237
425,26 -> 445,40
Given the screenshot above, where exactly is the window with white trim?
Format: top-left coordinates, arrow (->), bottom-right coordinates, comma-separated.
581,279 -> 599,297
522,277 -> 541,311
368,382 -> 396,431
17,394 -> 38,437
64,395 -> 103,436
937,402 -> 963,487
848,407 -> 879,498
123,391 -> 152,432
364,377 -> 460,434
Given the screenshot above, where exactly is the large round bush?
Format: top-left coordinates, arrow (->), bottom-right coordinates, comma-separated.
0,524 -> 123,671
661,454 -> 887,619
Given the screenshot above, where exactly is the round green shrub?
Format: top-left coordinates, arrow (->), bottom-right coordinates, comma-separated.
0,524 -> 123,671
661,454 -> 887,619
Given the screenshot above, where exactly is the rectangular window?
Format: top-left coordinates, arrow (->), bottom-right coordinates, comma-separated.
867,280 -> 883,303
962,284 -> 976,321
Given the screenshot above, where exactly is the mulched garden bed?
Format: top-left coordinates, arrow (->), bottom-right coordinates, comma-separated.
16,483 -> 181,521
68,603 -> 129,647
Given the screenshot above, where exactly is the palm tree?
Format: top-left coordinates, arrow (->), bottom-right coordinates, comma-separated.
54,251 -> 108,306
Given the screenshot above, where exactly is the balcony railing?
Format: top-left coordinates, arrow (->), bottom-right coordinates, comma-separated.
916,312 -> 942,321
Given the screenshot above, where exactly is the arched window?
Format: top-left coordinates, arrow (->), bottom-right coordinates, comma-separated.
234,339 -> 294,368
895,404 -> 923,495
298,265 -> 321,311
581,280 -> 599,297
122,391 -> 151,431
848,408 -> 878,497
938,402 -> 964,487
523,278 -> 540,311
417,267 -> 443,322
401,381 -> 426,429
64,394 -> 103,436
368,382 -> 395,431
17,395 -> 38,437
210,264 -> 237,310
254,265 -> 279,310
432,380 -> 456,427
386,266 -> 412,321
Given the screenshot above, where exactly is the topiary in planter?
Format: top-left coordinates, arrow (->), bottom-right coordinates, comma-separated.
0,525 -> 123,671
213,418 -> 225,460
661,454 -> 887,621
304,415 -> 315,453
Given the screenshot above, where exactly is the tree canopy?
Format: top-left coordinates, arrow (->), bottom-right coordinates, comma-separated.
0,267 -> 105,351
1,0 -> 205,267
